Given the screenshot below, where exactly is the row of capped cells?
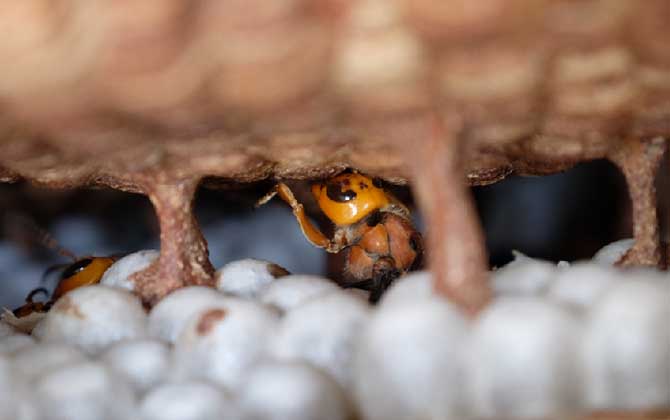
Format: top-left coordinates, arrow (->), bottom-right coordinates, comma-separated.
1,0 -> 669,135
1,244 -> 668,419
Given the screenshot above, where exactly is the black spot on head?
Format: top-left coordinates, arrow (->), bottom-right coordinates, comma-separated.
61,258 -> 93,280
358,181 -> 368,190
326,183 -> 357,203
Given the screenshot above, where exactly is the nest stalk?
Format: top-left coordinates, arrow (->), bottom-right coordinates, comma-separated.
610,137 -> 667,267
130,176 -> 215,306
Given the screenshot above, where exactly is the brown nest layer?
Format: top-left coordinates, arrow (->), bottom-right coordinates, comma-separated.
0,1 -> 668,316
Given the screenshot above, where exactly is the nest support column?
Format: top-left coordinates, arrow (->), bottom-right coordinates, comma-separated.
609,136 -> 667,268
132,176 -> 215,306
390,115 -> 491,315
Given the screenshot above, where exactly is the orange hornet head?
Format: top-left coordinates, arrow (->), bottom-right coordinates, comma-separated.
52,257 -> 116,300
311,173 -> 389,226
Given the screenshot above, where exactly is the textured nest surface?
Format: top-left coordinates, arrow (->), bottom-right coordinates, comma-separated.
0,0 -> 668,186
0,0 -> 669,313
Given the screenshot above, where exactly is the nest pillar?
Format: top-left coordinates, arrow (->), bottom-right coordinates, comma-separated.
609,137 -> 667,268
390,115 -> 491,315
132,176 -> 215,306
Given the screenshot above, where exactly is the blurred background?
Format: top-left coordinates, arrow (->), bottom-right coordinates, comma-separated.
2,157 -> 666,309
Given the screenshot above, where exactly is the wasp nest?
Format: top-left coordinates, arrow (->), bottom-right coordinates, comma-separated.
0,0 -> 668,315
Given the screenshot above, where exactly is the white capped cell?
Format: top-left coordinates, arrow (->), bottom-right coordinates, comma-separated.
12,342 -> 86,382
0,320 -> 17,338
378,270 -> 432,307
259,275 -> 339,312
492,251 -> 557,295
100,250 -> 159,292
173,298 -> 280,389
34,361 -> 136,420
0,354 -> 20,420
344,287 -> 370,301
354,297 -> 469,420
31,318 -> 47,339
270,291 -> 370,387
547,262 -> 623,308
100,338 -> 170,393
0,333 -> 35,356
0,353 -> 10,384
139,381 -> 240,420
583,278 -> 670,410
592,238 -> 634,266
240,360 -> 350,420
1,337 -> 42,420
1,371 -> 40,420
467,296 -> 583,419
215,258 -> 290,299
34,285 -> 147,354
148,286 -> 225,343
